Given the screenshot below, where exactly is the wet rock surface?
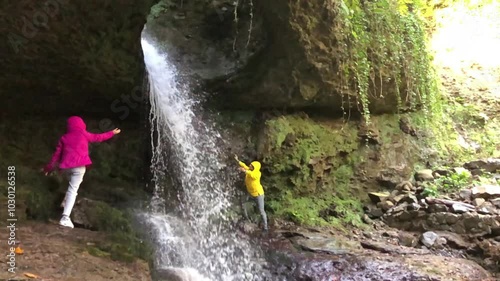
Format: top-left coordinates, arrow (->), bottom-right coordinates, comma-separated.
257,226 -> 494,281
1,0 -> 154,115
144,0 -> 266,83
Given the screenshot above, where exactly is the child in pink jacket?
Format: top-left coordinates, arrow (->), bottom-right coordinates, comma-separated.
43,116 -> 121,228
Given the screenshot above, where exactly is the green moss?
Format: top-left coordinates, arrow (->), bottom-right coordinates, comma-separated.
87,246 -> 111,258
260,114 -> 366,229
83,201 -> 152,262
407,94 -> 500,166
147,0 -> 177,22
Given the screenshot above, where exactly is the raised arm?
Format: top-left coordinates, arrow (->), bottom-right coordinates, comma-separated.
43,139 -> 63,174
238,161 -> 250,170
235,154 -> 250,170
85,128 -> 120,143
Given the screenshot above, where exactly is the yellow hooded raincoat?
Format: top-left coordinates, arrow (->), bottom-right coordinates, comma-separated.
238,161 -> 264,197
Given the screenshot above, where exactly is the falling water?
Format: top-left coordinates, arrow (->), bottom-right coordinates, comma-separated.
140,37 -> 263,281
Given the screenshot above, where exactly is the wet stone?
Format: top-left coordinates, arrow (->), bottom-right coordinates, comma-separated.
399,232 -> 418,248
406,203 -> 420,212
421,231 -> 438,247
459,189 -> 472,201
428,204 -> 448,213
400,195 -> 419,205
452,203 -> 474,213
380,200 -> 395,211
473,198 -> 486,207
367,208 -> 384,219
472,184 -> 500,199
445,213 -> 461,224
491,198 -> 500,208
477,202 -> 498,215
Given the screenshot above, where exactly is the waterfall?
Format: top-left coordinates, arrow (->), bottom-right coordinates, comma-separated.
140,37 -> 263,281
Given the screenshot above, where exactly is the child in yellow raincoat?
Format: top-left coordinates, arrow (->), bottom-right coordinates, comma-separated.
235,155 -> 268,232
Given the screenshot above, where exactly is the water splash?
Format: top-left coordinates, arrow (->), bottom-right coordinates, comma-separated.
141,37 -> 263,281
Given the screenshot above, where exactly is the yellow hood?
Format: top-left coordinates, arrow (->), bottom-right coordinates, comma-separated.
251,161 -> 261,171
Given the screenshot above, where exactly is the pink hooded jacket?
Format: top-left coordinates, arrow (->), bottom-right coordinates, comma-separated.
43,116 -> 115,173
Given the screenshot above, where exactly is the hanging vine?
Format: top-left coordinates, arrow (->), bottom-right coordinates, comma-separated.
333,0 -> 439,125
232,0 -> 239,52
246,0 -> 253,48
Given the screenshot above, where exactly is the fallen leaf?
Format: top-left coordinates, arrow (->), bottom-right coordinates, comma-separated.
24,272 -> 38,278
15,246 -> 24,254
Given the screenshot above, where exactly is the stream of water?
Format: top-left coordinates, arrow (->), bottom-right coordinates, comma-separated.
140,37 -> 263,281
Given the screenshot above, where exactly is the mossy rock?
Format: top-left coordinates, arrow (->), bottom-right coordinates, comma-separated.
73,199 -> 151,262
255,113 -> 366,228
250,112 -> 440,229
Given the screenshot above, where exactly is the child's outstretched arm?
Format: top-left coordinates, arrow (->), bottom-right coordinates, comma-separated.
238,161 -> 250,170
235,154 -> 250,170
43,139 -> 63,175
86,128 -> 121,143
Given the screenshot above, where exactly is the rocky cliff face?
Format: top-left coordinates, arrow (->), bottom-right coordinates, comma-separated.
1,0 -> 425,118
0,0 -> 154,116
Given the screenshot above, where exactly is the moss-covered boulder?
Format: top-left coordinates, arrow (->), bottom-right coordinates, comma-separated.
72,198 -> 152,262
248,113 -> 431,228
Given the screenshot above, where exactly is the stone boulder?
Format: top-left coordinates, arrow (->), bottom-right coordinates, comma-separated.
472,184 -> 500,199
464,158 -> 500,175
71,197 -> 131,232
368,192 -> 390,204
414,169 -> 434,181
421,231 -> 438,247
71,198 -> 100,229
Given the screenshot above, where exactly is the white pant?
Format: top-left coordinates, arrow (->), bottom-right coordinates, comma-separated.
62,166 -> 86,217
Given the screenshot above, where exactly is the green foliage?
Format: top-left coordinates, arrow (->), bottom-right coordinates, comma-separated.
147,0 -> 179,21
86,202 -> 152,262
267,190 -> 365,229
422,170 -> 473,197
435,171 -> 472,192
422,184 -> 439,197
87,246 -> 110,258
24,188 -> 57,221
262,115 -> 366,229
334,0 -> 439,123
268,194 -> 329,226
406,91 -> 500,167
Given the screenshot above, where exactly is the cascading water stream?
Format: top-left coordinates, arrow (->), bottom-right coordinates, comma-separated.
140,37 -> 264,281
